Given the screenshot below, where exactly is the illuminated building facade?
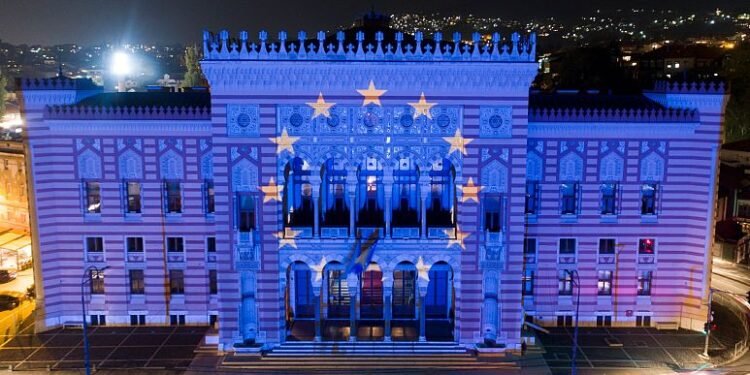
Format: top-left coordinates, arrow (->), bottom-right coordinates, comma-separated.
19,29 -> 727,352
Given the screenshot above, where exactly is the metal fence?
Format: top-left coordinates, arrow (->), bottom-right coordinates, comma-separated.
711,292 -> 750,365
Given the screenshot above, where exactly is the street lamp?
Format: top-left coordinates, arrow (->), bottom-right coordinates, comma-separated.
110,51 -> 132,92
565,269 -> 581,375
81,265 -> 109,375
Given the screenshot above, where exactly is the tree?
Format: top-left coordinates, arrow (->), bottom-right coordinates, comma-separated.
181,45 -> 208,88
723,42 -> 750,142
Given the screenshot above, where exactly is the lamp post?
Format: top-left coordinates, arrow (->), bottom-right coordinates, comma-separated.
565,269 -> 581,375
81,265 -> 108,375
702,288 -> 714,359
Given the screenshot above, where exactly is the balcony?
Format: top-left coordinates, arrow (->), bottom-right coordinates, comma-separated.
558,254 -> 576,264
428,227 -> 455,239
356,227 -> 383,239
638,254 -> 655,264
285,227 -> 313,238
86,252 -> 105,263
485,230 -> 503,245
126,252 -> 145,263
391,227 -> 419,239
321,227 -> 348,238
598,254 -> 615,264
167,252 -> 185,263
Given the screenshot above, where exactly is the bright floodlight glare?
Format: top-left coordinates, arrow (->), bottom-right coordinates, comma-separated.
111,51 -> 132,76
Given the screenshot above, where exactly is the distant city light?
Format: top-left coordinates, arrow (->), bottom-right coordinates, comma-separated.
111,51 -> 132,76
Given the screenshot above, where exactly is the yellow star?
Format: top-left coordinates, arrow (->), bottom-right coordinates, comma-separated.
416,256 -> 430,282
311,256 -> 327,283
443,129 -> 473,155
270,128 -> 300,155
306,92 -> 335,119
408,92 -> 436,119
445,226 -> 470,250
260,177 -> 283,203
460,178 -> 484,203
274,230 -> 300,249
357,80 -> 387,107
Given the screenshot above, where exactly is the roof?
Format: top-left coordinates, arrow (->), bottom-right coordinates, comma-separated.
74,92 -> 210,109
529,92 -> 666,111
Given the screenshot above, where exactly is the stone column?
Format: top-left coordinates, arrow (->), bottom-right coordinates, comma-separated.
383,165 -> 393,238
382,272 -> 393,342
311,272 -> 322,342
241,271 -> 258,344
419,173 -> 431,239
347,273 -> 360,342
417,276 -> 429,342
310,175 -> 321,237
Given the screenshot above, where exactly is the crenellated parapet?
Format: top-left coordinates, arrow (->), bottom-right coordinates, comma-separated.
529,107 -> 699,123
651,80 -> 727,94
44,104 -> 211,120
202,29 -> 536,62
17,77 -> 99,91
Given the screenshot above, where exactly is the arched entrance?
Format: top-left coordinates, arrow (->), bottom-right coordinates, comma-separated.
323,261 -> 350,340
392,261 -> 418,341
286,261 -> 315,341
425,262 -> 454,341
359,263 -> 384,340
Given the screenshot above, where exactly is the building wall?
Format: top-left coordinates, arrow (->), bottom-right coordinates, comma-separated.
0,141 -> 29,232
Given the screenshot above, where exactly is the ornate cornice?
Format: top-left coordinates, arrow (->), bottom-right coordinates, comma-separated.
46,119 -> 212,135
528,121 -> 701,138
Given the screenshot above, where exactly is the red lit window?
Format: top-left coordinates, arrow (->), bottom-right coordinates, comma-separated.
638,238 -> 655,254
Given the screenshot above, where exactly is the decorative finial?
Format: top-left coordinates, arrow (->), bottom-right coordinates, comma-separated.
278,31 -> 288,56
511,32 -> 520,57
259,30 -> 268,58
202,30 -> 211,57
395,32 -> 404,58
452,32 -> 462,58
355,31 -> 365,59
317,31 -> 326,57
434,32 -> 443,59
491,32 -> 501,60
415,31 -> 424,57
239,31 -> 249,58
336,30 -> 345,55
471,32 -> 481,58
298,30 -> 308,58
375,31 -> 384,57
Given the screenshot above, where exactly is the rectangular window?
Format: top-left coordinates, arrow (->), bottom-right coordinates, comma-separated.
637,271 -> 653,295
167,237 -> 184,253
206,237 -> 216,253
237,194 -> 256,232
204,179 -> 215,214
600,183 -> 617,215
86,237 -> 104,253
558,270 -> 573,295
522,269 -> 534,296
90,269 -> 105,294
126,237 -> 144,252
130,314 -> 146,326
85,181 -> 101,214
636,315 -> 651,327
641,183 -> 658,215
164,181 -> 182,213
598,239 -> 616,254
524,238 -> 537,254
597,270 -> 613,295
596,315 -> 612,327
525,181 -> 539,215
170,314 -> 186,326
560,183 -> 578,215
129,269 -> 145,294
169,269 -> 184,295
638,239 -> 655,254
557,315 -> 573,327
484,194 -> 502,232
125,181 -> 141,213
559,238 -> 576,254
209,270 -> 218,295
90,314 -> 106,326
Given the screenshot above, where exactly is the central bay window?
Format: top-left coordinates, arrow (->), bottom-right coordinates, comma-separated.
204,179 -> 215,214
236,194 -> 256,232
391,157 -> 419,229
641,183 -> 658,215
558,270 -> 573,295
560,182 -> 579,215
321,158 -> 349,228
597,270 -> 613,295
600,183 -> 617,215
84,181 -> 101,214
357,157 -> 384,228
163,181 -> 182,214
124,181 -> 141,214
525,181 -> 540,215
284,157 -> 314,227
427,158 -> 456,229
484,194 -> 503,232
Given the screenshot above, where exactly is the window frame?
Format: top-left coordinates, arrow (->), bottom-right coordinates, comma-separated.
90,269 -> 105,294
163,180 -> 182,214
525,181 -> 540,215
637,270 -> 653,296
559,238 -> 576,255
83,180 -> 102,214
597,270 -> 613,296
558,270 -> 574,296
600,182 -> 618,215
598,238 -> 616,255
129,269 -> 145,295
126,237 -> 144,253
560,182 -> 579,215
638,238 -> 656,255
166,237 -> 184,253
522,269 -> 534,296
124,181 -> 142,214
204,179 -> 215,215
640,183 -> 659,216
483,193 -> 503,233
169,269 -> 185,295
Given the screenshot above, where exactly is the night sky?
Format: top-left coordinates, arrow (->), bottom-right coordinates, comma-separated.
0,0 -> 743,45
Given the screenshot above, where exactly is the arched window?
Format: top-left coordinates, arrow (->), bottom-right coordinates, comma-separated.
321,158 -> 349,227
357,156 -> 384,227
427,158 -> 456,228
284,157 -> 314,227
392,156 -> 419,228
326,262 -> 349,318
393,262 -> 416,319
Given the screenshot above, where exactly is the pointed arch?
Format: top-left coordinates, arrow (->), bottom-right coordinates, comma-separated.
559,152 -> 583,182
640,152 -> 665,182
159,150 -> 184,180
118,150 -> 143,180
77,150 -> 102,179
526,152 -> 543,181
599,152 -> 624,182
481,160 -> 508,193
232,159 -> 258,192
201,153 -> 214,180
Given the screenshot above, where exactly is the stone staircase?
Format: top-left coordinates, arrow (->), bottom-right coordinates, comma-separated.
222,341 -> 519,371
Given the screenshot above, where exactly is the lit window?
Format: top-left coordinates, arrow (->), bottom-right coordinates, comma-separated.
125,181 -> 141,214
600,183 -> 617,215
391,157 -> 419,228
560,183 -> 579,215
85,181 -> 101,214
558,270 -> 573,295
638,238 -> 655,254
598,239 -> 616,254
597,270 -> 613,295
164,181 -> 182,213
637,271 -> 653,295
90,269 -> 105,294
641,183 -> 658,215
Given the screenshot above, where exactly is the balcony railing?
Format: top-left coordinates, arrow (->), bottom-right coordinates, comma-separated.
428,227 -> 455,239
86,252 -> 105,263
320,227 -> 348,238
126,252 -> 145,263
391,227 -> 419,239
